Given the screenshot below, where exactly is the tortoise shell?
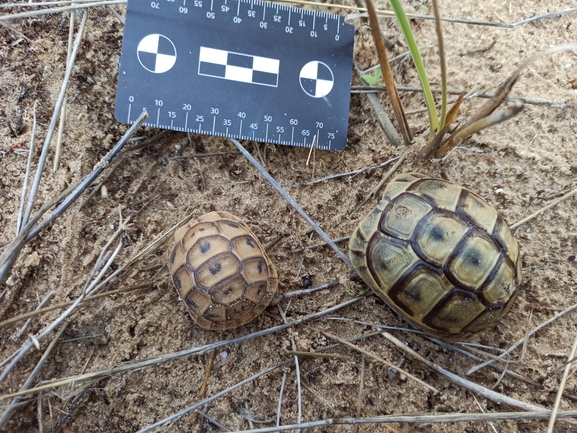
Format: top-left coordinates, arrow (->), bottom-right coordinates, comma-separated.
168,211 -> 278,330
349,173 -> 522,341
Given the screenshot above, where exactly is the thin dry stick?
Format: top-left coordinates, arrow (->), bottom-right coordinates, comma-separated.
466,302 -> 577,375
278,305 -> 302,430
349,144 -> 413,217
322,331 -> 438,393
21,12 -> 87,229
0,283 -> 152,329
0,323 -> 69,429
210,410 -> 577,433
16,102 -> 37,235
305,157 -> 400,185
53,1 -> 78,171
381,332 -> 545,412
364,0 -> 411,144
431,0 -> 447,128
0,230 -> 125,385
353,85 -> 572,109
2,1 -> 576,28
276,372 -> 287,427
511,186 -> 577,230
229,138 -> 353,270
353,61 -> 402,147
286,351 -> 352,361
136,361 -> 291,433
291,237 -> 349,254
0,0 -> 125,20
12,290 -> 55,340
196,410 -> 230,432
0,297 -> 363,401
546,331 -> 577,432
199,349 -> 216,399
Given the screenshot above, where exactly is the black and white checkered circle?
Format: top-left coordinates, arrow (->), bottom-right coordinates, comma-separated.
137,34 -> 177,74
299,61 -> 334,98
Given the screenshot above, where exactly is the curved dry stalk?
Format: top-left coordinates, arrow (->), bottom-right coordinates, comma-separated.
381,332 -> 545,412
0,297 -> 363,401
435,105 -> 523,158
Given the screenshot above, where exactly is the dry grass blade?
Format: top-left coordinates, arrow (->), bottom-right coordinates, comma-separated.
278,305 -> 302,430
276,371 -> 287,428
230,138 -> 353,269
381,332 -> 545,412
511,186 -> 577,230
418,93 -> 464,158
436,42 -> 577,157
0,283 -> 153,329
364,0 -> 411,144
136,361 -> 290,433
16,102 -> 37,235
0,0 -> 125,21
21,12 -> 87,229
0,111 -> 148,289
467,302 -> 577,375
0,323 -> 69,429
322,331 -> 438,393
354,62 -> 402,147
546,331 -> 577,432
0,297 -> 363,401
435,105 -> 523,157
213,410 -> 577,432
349,144 -> 414,217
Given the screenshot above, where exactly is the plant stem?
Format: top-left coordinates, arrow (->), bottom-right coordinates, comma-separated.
389,0 -> 438,133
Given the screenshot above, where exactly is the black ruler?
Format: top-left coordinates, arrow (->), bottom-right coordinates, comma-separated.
114,0 -> 355,151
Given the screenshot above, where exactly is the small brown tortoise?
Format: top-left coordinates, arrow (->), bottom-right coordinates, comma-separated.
349,173 -> 522,341
169,211 -> 278,330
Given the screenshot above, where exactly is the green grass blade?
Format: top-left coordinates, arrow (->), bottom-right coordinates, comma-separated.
389,0 -> 438,133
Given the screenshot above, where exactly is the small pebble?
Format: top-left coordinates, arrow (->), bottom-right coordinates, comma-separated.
220,351 -> 229,359
175,144 -> 181,151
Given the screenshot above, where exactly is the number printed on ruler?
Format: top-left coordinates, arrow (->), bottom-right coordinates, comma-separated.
115,0 -> 355,151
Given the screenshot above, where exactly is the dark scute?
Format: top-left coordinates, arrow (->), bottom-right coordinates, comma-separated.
209,263 -> 222,275
200,241 -> 211,253
173,275 -> 182,289
186,297 -> 198,308
430,226 -> 445,242
170,247 -> 177,264
226,221 -> 240,228
465,249 -> 482,267
257,259 -> 263,273
246,236 -> 255,248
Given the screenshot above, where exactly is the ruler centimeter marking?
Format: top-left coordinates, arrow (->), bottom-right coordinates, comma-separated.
115,0 -> 354,150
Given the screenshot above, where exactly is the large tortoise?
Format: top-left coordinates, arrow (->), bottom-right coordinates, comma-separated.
349,173 -> 522,341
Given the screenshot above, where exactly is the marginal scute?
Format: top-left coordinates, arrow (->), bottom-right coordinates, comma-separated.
349,172 -> 521,341
458,189 -> 498,233
168,211 -> 278,330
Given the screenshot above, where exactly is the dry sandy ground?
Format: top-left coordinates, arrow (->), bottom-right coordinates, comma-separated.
0,0 -> 576,432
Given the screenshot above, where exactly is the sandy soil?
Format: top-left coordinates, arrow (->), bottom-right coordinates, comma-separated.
0,0 -> 576,432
